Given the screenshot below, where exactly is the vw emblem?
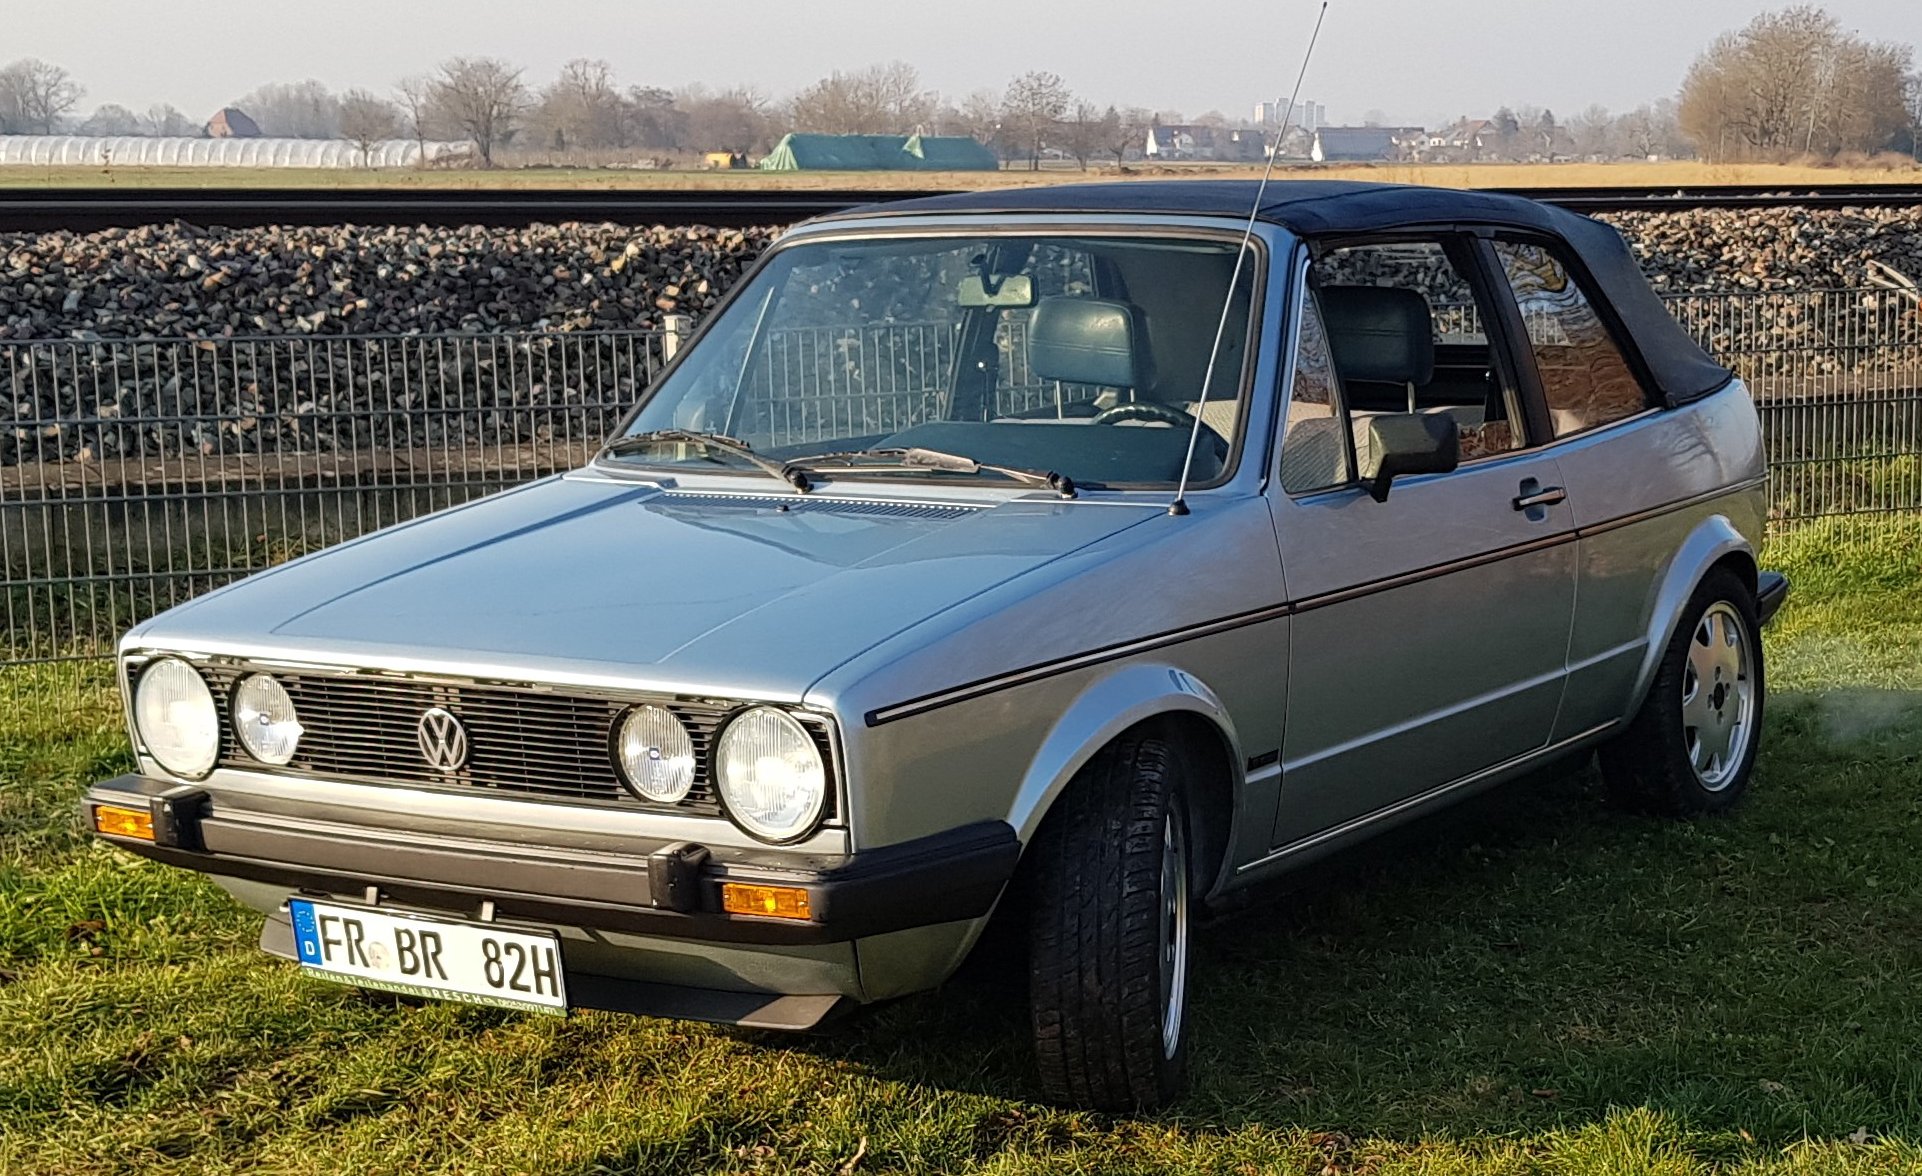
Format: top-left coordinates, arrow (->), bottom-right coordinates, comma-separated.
416,706 -> 469,772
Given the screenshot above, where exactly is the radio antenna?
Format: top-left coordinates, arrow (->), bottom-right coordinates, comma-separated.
1169,0 -> 1329,516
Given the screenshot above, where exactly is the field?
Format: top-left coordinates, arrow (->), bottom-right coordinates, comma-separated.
4,520 -> 1922,1174
0,159 -> 1916,193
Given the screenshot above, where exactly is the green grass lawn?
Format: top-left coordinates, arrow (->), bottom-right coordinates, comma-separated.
5,535 -> 1922,1173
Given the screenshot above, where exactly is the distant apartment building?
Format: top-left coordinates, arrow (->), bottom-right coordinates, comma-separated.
1253,100 -> 1325,132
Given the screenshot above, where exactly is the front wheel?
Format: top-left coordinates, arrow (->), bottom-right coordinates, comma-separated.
1025,735 -> 1193,1110
1599,569 -> 1764,815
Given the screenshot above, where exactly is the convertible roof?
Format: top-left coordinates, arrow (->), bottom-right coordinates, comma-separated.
834,181 -> 1733,406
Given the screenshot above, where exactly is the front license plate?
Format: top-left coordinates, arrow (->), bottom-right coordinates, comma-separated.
288,899 -> 567,1015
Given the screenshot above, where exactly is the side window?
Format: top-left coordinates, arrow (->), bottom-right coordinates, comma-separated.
1309,240 -> 1525,466
1279,290 -> 1350,493
1492,241 -> 1648,438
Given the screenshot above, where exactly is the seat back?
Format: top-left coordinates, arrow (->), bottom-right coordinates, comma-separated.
1026,297 -> 1156,392
1318,286 -> 1436,412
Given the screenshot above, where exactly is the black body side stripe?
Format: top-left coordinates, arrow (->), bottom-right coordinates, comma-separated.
863,478 -> 1764,727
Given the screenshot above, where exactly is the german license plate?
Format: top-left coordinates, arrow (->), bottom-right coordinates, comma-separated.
288,899 -> 567,1015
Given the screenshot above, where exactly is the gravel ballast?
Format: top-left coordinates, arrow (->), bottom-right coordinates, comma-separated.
1,205 -> 1918,468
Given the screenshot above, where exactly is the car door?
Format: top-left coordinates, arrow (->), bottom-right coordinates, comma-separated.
1268,237 -> 1578,848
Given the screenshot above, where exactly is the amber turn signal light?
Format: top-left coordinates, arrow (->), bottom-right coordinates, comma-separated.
92,804 -> 156,841
720,882 -> 812,920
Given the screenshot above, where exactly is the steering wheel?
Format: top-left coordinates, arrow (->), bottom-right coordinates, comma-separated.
1090,401 -> 1195,428
1090,400 -> 1230,461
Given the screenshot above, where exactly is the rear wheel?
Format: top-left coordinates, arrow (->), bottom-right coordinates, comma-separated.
1025,735 -> 1193,1110
1599,569 -> 1764,815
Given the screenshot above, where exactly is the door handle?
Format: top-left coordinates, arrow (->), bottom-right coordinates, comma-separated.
1513,485 -> 1567,511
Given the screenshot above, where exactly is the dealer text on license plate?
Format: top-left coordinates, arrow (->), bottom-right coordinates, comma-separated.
289,899 -> 567,1015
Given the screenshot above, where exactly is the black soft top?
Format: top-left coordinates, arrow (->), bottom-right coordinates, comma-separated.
835,180 -> 1732,407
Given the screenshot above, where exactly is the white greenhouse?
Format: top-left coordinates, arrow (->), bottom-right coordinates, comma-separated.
0,136 -> 472,169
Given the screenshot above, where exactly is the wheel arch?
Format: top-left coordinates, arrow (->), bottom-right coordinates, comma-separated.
1005,663 -> 1245,896
1626,516 -> 1757,716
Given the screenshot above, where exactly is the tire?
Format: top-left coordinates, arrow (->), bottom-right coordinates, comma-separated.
1599,569 -> 1765,816
1025,734 -> 1194,1111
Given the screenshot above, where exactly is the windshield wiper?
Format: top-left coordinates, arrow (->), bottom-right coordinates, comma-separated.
600,429 -> 811,493
787,447 -> 1076,499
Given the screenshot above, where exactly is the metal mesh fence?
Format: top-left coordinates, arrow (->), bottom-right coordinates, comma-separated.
4,285 -> 1920,663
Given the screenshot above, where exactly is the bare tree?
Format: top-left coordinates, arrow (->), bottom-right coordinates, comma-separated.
339,89 -> 399,165
0,59 -> 84,134
950,89 -> 1004,148
232,80 -> 340,138
144,104 -> 198,137
1104,106 -> 1153,166
394,76 -> 436,159
1679,6 -> 1915,160
430,57 -> 528,166
1617,102 -> 1684,159
1568,104 -> 1616,158
1003,71 -> 1070,170
534,58 -> 627,151
79,104 -> 143,136
681,84 -> 775,154
624,86 -> 687,151
788,61 -> 935,135
1060,101 -> 1104,170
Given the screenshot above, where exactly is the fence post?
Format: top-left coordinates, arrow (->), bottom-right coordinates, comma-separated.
662,314 -> 693,361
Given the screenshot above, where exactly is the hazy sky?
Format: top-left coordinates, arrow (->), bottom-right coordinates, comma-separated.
13,0 -> 1918,129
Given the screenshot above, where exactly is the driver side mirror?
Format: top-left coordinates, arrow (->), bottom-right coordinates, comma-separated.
1359,413 -> 1460,502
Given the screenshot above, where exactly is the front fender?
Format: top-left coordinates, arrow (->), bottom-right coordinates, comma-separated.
1626,514 -> 1756,714
1004,663 -> 1243,847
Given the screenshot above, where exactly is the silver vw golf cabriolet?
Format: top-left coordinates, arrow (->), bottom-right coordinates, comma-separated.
87,181 -> 1785,1109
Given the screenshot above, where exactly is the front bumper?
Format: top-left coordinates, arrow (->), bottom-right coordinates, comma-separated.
1757,570 -> 1789,626
83,774 -> 1019,949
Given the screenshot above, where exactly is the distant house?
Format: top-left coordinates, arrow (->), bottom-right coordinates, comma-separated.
207,108 -> 261,139
757,132 -> 998,172
1428,119 -> 1497,155
1311,126 -> 1425,162
1144,125 -> 1267,163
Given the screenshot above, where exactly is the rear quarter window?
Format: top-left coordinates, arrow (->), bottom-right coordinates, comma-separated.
1491,241 -> 1649,439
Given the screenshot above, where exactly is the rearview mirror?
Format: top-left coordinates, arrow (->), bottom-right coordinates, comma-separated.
957,274 -> 1036,309
1360,413 -> 1460,502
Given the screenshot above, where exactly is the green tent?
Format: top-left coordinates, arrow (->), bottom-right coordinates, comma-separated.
758,132 -> 998,171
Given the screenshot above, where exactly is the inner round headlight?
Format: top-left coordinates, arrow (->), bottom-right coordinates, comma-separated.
132,657 -> 220,779
616,704 -> 696,803
715,707 -> 826,842
234,674 -> 303,765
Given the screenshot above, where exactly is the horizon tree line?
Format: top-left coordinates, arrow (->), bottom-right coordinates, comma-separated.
0,6 -> 1915,167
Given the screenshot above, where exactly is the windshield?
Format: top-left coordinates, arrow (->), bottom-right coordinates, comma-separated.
609,232 -> 1260,490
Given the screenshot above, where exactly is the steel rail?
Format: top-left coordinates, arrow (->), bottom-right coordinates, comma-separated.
0,182 -> 1917,231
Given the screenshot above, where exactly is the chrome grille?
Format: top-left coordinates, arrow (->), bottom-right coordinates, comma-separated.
192,664 -> 831,814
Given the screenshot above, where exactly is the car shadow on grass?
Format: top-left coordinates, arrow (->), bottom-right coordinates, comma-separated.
736,693 -> 1922,1147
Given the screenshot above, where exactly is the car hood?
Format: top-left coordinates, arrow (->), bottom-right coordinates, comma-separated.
134,472 -> 1160,699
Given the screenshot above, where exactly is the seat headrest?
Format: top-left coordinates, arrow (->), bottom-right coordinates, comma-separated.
1318,285 -> 1436,388
1027,297 -> 1154,390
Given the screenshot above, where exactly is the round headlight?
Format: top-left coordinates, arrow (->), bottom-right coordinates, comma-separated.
715,708 -> 826,842
132,657 -> 220,779
616,704 -> 697,803
234,674 -> 303,765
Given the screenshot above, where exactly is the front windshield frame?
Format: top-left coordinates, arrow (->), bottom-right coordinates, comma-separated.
596,220 -> 1272,495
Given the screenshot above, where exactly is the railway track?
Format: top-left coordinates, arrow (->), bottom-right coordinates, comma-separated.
0,181 -> 1915,232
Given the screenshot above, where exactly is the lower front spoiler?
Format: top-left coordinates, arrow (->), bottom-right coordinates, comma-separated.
84,774 -> 1020,949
